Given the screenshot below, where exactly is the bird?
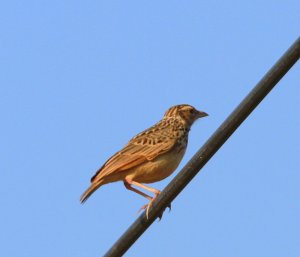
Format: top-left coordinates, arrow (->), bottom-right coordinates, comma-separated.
80,104 -> 208,218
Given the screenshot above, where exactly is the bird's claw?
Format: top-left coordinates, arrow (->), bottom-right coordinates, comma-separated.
167,202 -> 172,212
138,201 -> 172,220
158,203 -> 172,220
137,202 -> 152,219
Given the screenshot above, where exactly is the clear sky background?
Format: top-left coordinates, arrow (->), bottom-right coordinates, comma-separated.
1,1 -> 299,257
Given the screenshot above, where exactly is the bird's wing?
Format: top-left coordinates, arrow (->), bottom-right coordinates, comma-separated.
91,128 -> 176,182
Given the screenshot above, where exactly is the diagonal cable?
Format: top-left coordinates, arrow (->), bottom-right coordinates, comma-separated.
103,37 -> 300,257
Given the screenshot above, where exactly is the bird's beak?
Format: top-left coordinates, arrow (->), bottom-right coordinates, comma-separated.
196,110 -> 208,118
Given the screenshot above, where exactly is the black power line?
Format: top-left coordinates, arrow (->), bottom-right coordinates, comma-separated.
103,37 -> 300,257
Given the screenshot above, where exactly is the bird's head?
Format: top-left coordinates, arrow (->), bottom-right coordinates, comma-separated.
164,104 -> 208,126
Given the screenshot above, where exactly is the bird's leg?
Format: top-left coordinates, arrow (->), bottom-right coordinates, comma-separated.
124,179 -> 170,219
123,182 -> 153,217
129,180 -> 172,216
128,180 -> 161,195
123,181 -> 153,201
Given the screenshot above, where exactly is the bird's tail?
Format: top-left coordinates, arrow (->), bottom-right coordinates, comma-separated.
80,179 -> 104,203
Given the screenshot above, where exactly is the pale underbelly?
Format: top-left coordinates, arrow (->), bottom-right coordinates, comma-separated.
125,148 -> 186,184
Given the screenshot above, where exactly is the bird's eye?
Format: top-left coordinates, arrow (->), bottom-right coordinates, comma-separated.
189,109 -> 194,113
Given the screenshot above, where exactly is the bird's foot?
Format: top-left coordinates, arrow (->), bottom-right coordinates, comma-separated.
167,202 -> 172,212
138,198 -> 155,219
157,202 -> 172,220
138,199 -> 172,220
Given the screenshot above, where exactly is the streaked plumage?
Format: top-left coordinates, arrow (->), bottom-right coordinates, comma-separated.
80,104 -> 208,218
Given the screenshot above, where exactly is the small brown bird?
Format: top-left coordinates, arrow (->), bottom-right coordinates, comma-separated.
80,104 -> 208,218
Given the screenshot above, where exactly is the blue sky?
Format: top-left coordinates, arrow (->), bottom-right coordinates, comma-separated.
1,1 -> 299,257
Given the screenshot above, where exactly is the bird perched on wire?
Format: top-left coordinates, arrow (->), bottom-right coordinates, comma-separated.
80,104 -> 208,218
